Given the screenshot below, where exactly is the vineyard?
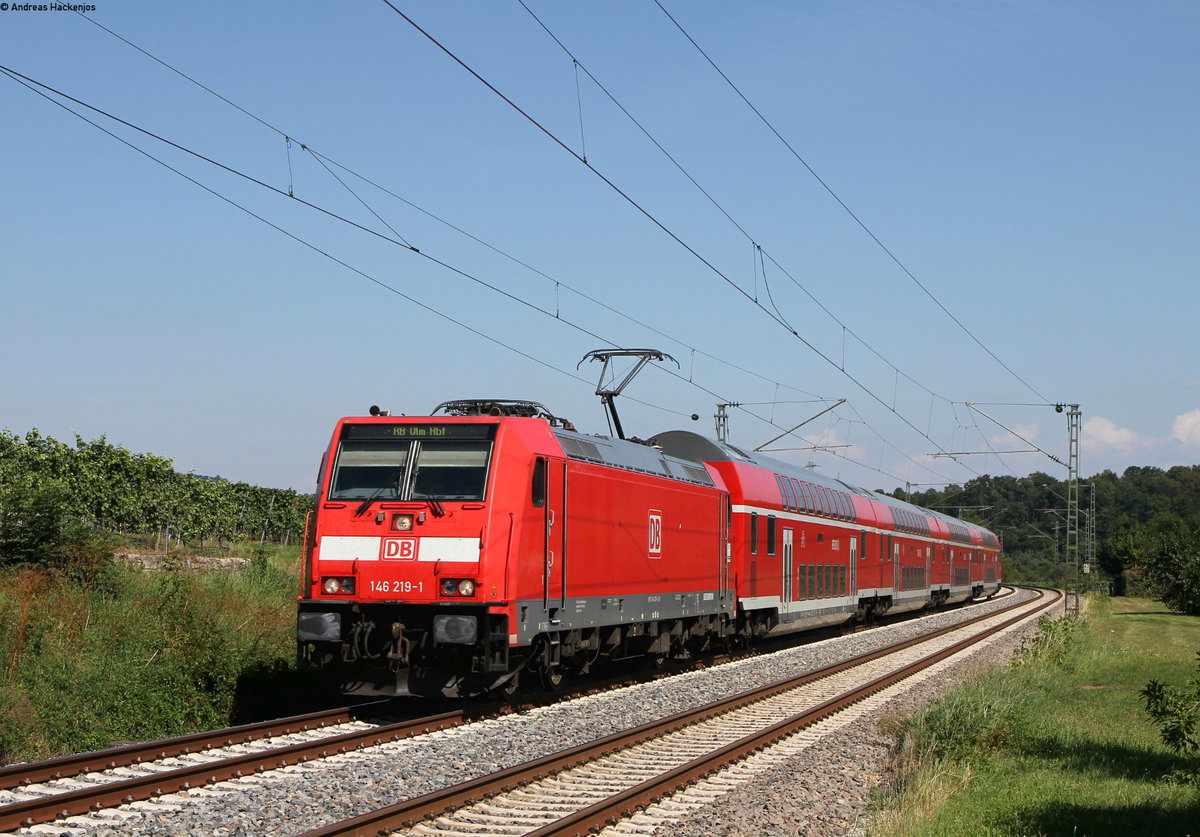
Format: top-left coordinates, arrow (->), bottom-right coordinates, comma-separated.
0,429 -> 313,564
0,429 -> 320,762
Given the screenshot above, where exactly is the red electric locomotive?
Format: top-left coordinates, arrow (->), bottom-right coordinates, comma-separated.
297,398 -> 1001,698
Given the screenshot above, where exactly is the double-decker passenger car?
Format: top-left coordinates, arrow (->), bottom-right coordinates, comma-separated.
297,399 -> 1000,697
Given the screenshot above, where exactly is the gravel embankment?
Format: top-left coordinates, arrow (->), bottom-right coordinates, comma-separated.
42,590 -> 1049,837
654,599 -> 1048,837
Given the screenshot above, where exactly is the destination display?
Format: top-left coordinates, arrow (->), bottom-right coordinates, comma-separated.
343,423 -> 495,441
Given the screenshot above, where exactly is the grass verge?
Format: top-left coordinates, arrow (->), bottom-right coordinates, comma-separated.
870,595 -> 1200,837
0,548 -> 334,764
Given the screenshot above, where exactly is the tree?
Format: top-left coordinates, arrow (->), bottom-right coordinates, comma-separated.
1133,515 -> 1200,616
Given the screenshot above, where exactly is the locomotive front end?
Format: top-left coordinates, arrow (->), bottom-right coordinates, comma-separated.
297,415 -> 512,697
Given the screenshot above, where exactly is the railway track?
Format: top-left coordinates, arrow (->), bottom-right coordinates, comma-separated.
0,648 -> 737,831
0,587 -> 1037,835
300,586 -> 1056,837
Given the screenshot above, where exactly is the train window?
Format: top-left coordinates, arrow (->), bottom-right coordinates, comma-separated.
750,512 -> 758,555
819,487 -> 835,518
766,515 -> 777,555
783,477 -> 798,512
329,441 -> 410,500
776,474 -> 794,511
531,457 -> 547,508
797,481 -> 813,513
410,442 -> 491,501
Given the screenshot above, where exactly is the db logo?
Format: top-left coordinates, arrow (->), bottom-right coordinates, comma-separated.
648,510 -> 663,558
381,538 -> 418,561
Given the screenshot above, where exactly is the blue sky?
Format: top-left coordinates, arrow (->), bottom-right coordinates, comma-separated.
2,1 -> 1197,493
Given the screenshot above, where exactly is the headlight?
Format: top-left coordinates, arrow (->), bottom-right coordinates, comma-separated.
321,577 -> 355,595
392,514 -> 414,531
439,578 -> 476,597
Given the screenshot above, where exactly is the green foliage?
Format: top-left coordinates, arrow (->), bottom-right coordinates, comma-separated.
0,428 -> 313,567
891,677 -> 1030,766
874,598 -> 1200,837
0,562 -> 302,762
1138,518 -> 1200,616
0,430 -> 328,762
1104,514 -> 1200,615
0,472 -> 113,576
1010,613 -> 1085,669
1141,652 -> 1200,781
887,464 -> 1200,596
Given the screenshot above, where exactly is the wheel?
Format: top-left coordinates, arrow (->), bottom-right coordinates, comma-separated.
540,665 -> 567,691
491,670 -> 520,700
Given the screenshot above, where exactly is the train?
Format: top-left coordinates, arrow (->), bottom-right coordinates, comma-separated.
296,397 -> 1001,698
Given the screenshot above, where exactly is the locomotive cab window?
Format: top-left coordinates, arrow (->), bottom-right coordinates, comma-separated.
411,442 -> 491,500
329,432 -> 493,502
329,441 -> 410,500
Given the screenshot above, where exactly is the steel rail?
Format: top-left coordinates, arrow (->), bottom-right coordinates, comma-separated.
0,588 -> 1025,832
0,704 -> 382,792
529,588 -> 1061,836
298,587 -> 1053,837
0,652 -> 744,831
0,708 -> 470,832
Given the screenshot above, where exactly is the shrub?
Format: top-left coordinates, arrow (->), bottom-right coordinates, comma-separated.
889,678 -> 1029,766
0,561 -> 299,763
1141,652 -> 1200,782
1010,613 -> 1085,670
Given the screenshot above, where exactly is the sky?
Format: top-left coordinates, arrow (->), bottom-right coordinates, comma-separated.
2,1 -> 1197,493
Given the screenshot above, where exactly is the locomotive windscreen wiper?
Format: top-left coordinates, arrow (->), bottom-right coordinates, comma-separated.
354,467 -> 405,516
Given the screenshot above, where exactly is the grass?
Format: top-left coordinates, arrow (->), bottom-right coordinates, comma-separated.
0,546 -> 335,764
870,595 -> 1200,837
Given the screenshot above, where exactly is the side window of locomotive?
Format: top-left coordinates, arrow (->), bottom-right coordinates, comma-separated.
750,512 -> 759,555
411,441 -> 492,501
532,457 -> 547,507
329,441 -> 410,500
766,515 -> 777,556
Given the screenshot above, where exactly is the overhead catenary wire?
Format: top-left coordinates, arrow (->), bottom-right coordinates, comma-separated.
651,0 -> 1050,405
516,0 -> 960,410
52,9 -> 984,485
3,63 -> 896,469
375,1 -> 982,479
68,8 -> 835,408
66,5 -> 981,483
0,67 -> 590,394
